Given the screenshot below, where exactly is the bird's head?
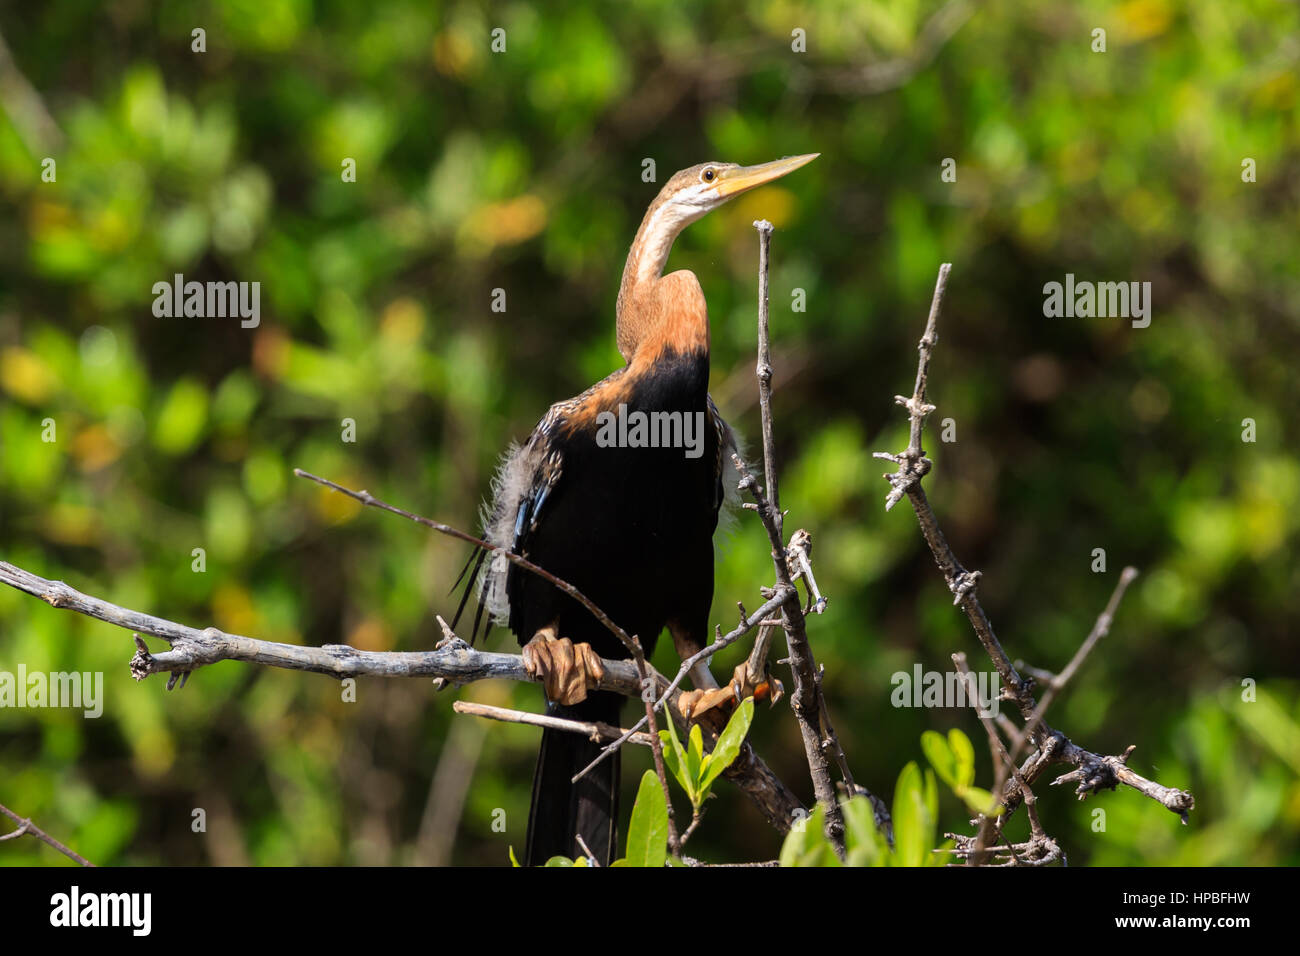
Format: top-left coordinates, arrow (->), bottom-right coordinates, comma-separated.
623,153 -> 820,298
616,152 -> 819,359
651,153 -> 821,230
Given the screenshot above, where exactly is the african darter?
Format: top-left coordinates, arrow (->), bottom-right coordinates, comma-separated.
458,153 -> 818,865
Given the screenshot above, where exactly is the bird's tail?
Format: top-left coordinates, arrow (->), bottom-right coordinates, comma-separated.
525,690 -> 621,866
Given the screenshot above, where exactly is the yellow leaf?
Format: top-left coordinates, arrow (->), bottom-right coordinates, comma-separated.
463,195 -> 548,247
314,481 -> 363,525
73,424 -> 122,472
381,298 -> 425,344
0,346 -> 57,403
212,582 -> 262,638
43,503 -> 99,546
1118,0 -> 1172,42
348,617 -> 393,652
433,28 -> 478,78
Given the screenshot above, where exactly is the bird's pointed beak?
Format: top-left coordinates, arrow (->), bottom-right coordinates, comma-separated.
714,153 -> 819,198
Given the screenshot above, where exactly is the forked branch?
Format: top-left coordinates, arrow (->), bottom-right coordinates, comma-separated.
873,264 -> 1194,848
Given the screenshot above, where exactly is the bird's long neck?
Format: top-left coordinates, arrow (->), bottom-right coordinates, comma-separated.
615,197 -> 707,363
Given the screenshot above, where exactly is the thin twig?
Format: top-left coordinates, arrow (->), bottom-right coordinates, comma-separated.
0,803 -> 94,867
294,469 -> 642,660
572,585 -> 793,783
1010,566 -> 1140,759
953,652 -> 1062,867
0,29 -> 64,153
452,700 -> 654,745
755,220 -> 781,538
824,0 -> 979,95
679,808 -> 706,847
574,835 -> 600,866
631,638 -> 681,853
743,219 -> 849,856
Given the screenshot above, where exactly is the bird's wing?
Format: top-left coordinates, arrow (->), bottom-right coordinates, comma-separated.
707,392 -> 737,519
452,369 -> 626,642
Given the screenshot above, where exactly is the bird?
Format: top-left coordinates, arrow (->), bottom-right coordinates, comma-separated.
456,153 -> 819,865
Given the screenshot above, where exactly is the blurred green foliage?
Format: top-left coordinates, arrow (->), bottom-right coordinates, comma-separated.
0,0 -> 1297,866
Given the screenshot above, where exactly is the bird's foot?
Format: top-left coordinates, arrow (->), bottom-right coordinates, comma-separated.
730,660 -> 784,707
522,626 -> 606,706
677,685 -> 738,722
681,660 -> 780,723
680,661 -> 784,720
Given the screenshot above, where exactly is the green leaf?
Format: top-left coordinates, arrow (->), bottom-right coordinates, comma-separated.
931,839 -> 957,867
920,730 -> 957,788
959,786 -> 1003,818
624,770 -> 669,868
779,804 -> 838,867
686,722 -> 705,786
508,845 -> 521,867
153,378 -> 209,455
658,716 -> 696,803
543,855 -> 575,867
698,696 -> 755,793
892,761 -> 938,867
840,795 -> 885,866
923,768 -> 939,837
949,728 -> 977,788
921,769 -> 941,866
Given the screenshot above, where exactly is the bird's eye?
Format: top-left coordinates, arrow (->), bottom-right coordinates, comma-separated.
702,168 -> 716,183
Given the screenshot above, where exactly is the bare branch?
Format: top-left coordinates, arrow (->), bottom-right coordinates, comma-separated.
740,219 -> 851,856
824,0 -> 979,95
294,469 -> 642,660
573,584 -> 794,784
1011,565 -> 1140,759
874,263 -> 1195,836
0,802 -> 94,867
0,557 -> 646,689
953,652 -> 1062,867
629,636 -> 682,853
0,29 -> 64,154
0,554 -> 805,837
453,701 -> 654,746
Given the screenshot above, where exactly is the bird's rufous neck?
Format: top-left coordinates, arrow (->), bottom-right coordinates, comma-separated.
616,199 -> 705,362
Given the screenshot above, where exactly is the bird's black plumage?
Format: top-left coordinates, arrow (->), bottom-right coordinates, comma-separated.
460,344 -> 730,864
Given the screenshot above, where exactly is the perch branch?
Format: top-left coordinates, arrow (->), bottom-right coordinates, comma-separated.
0,555 -> 803,835
571,584 -> 793,783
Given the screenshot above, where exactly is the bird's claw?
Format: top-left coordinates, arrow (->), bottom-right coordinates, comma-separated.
678,661 -> 784,721
522,627 -> 605,706
677,685 -> 739,722
730,660 -> 783,707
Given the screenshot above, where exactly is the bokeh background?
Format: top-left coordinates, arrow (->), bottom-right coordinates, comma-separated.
1,0 -> 1296,866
